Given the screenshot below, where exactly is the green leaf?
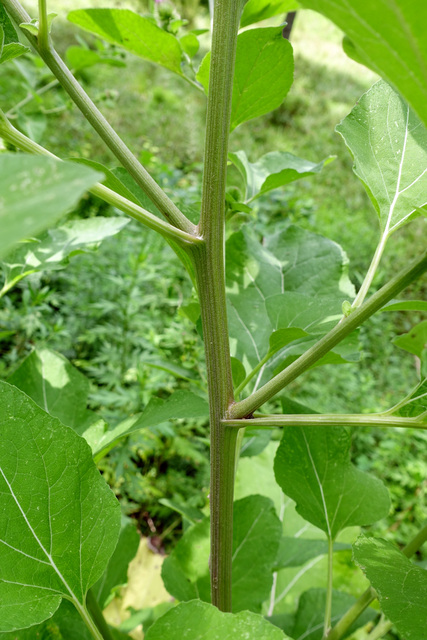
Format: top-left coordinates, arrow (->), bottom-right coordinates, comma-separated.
145,600 -> 290,640
0,154 -> 102,259
228,150 -> 334,202
1,216 -> 128,296
393,321 -> 427,359
197,27 -> 293,130
241,0 -> 300,28
66,46 -> 126,71
226,225 -> 356,378
92,517 -> 139,609
274,538 -> 350,570
290,588 -> 376,640
7,348 -> 104,449
274,425 -> 390,539
240,429 -> 272,457
68,9 -> 183,76
353,536 -> 427,640
94,390 -> 209,460
0,599 -> 129,639
179,33 -> 199,58
380,300 -> 427,313
336,80 -> 427,235
161,495 -> 282,613
0,41 -> 29,65
158,498 -> 204,525
298,0 -> 427,129
0,5 -> 18,44
0,381 -> 121,631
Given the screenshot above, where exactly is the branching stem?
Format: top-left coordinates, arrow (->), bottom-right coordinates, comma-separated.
3,0 -> 194,234
222,414 -> 427,429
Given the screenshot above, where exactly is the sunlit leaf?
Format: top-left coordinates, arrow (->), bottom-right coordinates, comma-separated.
241,0 -> 300,28
274,425 -> 390,539
68,9 -> 184,76
298,0 -> 427,128
197,27 -> 293,130
0,381 -> 120,631
145,600 -> 290,639
353,536 -> 427,640
0,154 -> 102,259
336,80 -> 427,235
1,216 -> 128,296
228,150 -> 333,202
7,348 -> 104,450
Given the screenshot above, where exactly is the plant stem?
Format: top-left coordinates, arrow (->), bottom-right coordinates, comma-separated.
86,590 -> 115,640
194,0 -> 240,612
327,521 -> 427,640
0,110 -> 200,247
4,0 -> 194,234
366,617 -> 392,640
323,537 -> 334,639
352,233 -> 387,308
222,414 -> 427,429
229,249 -> 427,418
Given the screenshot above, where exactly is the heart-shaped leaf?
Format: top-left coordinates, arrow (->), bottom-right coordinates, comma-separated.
197,27 -> 293,130
274,425 -> 390,539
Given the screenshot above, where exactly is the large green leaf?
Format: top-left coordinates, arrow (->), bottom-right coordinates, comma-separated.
1,216 -> 128,296
298,0 -> 427,129
226,225 -> 356,381
336,80 -> 427,235
0,381 -> 120,631
68,9 -> 183,76
0,154 -> 102,259
92,516 -> 140,609
145,600 -> 290,640
353,536 -> 427,640
228,150 -> 333,203
240,0 -> 300,28
94,390 -> 209,460
274,425 -> 390,539
161,495 -> 282,613
197,27 -> 293,130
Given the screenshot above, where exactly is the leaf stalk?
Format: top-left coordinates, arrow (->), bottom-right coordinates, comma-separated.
229,249 -> 427,418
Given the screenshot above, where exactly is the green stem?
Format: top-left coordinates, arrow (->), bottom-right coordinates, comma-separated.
37,0 -> 49,49
6,78 -> 59,118
352,233 -> 387,309
4,0 -> 194,234
323,537 -> 334,639
0,110 -> 200,247
366,617 -> 392,640
195,0 -> 240,612
222,414 -> 427,429
229,249 -> 427,419
86,590 -> 115,640
327,521 -> 427,640
235,351 -> 271,398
